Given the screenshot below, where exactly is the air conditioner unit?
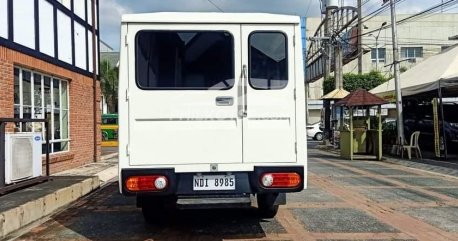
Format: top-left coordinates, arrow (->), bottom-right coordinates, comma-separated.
4,133 -> 42,184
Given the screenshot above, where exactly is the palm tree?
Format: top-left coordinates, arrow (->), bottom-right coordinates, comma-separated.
100,60 -> 118,113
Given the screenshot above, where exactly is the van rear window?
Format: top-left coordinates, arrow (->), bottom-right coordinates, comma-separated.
249,32 -> 288,90
136,31 -> 234,90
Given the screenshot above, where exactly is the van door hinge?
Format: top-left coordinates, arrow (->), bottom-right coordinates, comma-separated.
124,35 -> 128,46
293,35 -> 296,46
126,144 -> 130,156
125,89 -> 129,101
294,88 -> 296,100
295,142 -> 297,154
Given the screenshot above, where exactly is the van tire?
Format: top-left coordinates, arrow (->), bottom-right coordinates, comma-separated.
142,204 -> 165,224
139,196 -> 177,224
257,194 -> 279,218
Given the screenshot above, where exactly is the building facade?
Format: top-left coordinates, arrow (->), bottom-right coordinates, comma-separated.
305,13 -> 458,123
100,40 -> 119,114
0,0 -> 101,172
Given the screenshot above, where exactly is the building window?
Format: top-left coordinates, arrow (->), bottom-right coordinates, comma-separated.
14,67 -> 70,154
371,48 -> 386,63
401,47 -> 423,59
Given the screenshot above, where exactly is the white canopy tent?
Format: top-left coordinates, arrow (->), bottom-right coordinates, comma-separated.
370,44 -> 458,100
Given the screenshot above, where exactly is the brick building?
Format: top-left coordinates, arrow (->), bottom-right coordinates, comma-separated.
0,0 -> 101,173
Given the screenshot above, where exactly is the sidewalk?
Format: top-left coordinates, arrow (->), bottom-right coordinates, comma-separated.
316,144 -> 458,178
0,152 -> 118,240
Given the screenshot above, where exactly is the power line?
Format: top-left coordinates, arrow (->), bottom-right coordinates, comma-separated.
384,0 -> 457,29
361,0 -> 407,24
343,0 -> 458,42
360,1 -> 391,21
365,36 -> 458,41
207,0 -> 224,12
396,1 -> 458,24
366,42 -> 456,46
396,0 -> 457,25
305,0 -> 313,16
363,0 -> 385,15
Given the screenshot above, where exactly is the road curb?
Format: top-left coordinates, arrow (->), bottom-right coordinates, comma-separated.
0,163 -> 118,239
101,152 -> 118,161
97,165 -> 119,185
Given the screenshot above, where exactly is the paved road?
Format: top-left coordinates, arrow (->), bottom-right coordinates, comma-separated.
13,146 -> 458,241
101,147 -> 118,156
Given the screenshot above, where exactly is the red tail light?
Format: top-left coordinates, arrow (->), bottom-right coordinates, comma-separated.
260,173 -> 301,188
125,175 -> 168,192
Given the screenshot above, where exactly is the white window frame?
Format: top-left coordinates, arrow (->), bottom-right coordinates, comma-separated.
14,66 -> 71,154
371,48 -> 386,63
401,47 -> 423,59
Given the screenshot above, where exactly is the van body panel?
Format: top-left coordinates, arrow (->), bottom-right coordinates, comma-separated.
127,24 -> 242,166
241,24 -> 297,164
121,12 -> 299,24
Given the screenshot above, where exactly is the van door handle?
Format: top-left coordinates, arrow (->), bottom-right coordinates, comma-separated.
242,64 -> 248,117
216,96 -> 234,106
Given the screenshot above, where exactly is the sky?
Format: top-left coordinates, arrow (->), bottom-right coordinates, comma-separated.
99,0 -> 450,51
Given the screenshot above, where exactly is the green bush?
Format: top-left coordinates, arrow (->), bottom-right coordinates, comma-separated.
323,71 -> 389,95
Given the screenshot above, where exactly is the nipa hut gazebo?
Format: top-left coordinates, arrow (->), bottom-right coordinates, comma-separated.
335,89 -> 388,160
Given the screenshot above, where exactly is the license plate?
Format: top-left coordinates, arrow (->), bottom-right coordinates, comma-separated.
193,175 -> 235,191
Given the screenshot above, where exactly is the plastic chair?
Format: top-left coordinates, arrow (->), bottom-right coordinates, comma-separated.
402,131 -> 422,160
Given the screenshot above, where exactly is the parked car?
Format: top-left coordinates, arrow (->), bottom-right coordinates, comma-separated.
307,122 -> 323,141
382,118 -> 398,145
392,103 -> 458,151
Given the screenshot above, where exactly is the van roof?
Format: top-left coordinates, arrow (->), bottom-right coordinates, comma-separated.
122,12 -> 300,24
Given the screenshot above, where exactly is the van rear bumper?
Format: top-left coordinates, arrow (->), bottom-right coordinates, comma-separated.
120,166 -> 304,196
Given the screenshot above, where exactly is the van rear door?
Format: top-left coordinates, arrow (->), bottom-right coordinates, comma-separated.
127,24 -> 242,166
241,24 -> 297,163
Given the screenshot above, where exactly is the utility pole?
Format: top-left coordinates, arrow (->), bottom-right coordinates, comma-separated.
324,10 -> 332,78
335,0 -> 344,91
335,44 -> 343,90
375,39 -> 379,71
357,0 -> 363,74
389,0 -> 405,145
333,7 -> 344,144
323,6 -> 333,145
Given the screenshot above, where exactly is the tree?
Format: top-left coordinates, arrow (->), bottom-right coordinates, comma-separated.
100,60 -> 118,113
323,71 -> 388,95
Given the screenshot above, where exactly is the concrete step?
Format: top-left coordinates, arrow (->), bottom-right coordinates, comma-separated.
0,176 -> 100,239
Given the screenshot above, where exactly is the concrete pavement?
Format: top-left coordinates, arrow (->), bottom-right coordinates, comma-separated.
10,146 -> 458,241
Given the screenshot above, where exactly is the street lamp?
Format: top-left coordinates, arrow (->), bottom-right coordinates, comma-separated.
368,22 -> 387,71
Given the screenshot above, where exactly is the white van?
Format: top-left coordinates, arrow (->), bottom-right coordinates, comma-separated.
118,12 -> 307,222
